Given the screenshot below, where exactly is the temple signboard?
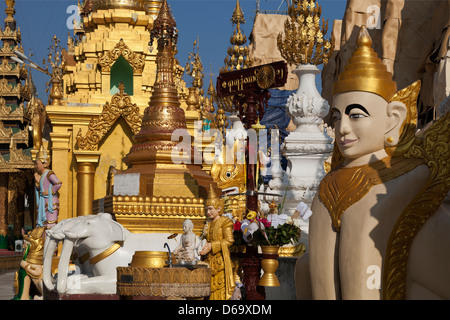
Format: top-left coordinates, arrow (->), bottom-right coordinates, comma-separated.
216,61 -> 288,97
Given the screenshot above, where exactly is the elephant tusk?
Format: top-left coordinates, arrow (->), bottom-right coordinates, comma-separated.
43,237 -> 58,291
56,238 -> 75,294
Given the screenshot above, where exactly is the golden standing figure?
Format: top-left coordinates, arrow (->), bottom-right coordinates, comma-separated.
200,185 -> 235,300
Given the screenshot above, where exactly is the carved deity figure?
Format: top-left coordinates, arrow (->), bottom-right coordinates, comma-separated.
173,219 -> 197,263
13,227 -> 45,300
297,26 -> 450,300
34,147 -> 61,229
200,185 -> 235,300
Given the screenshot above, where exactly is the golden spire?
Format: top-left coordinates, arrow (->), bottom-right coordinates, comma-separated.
231,0 -> 244,24
277,0 -> 333,66
4,0 -> 15,23
125,0 -> 184,155
123,0 -> 191,172
332,26 -> 397,102
221,0 -> 252,72
185,37 -> 204,94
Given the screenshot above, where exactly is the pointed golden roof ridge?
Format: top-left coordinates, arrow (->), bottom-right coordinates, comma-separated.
232,0 -> 245,24
153,0 -> 176,31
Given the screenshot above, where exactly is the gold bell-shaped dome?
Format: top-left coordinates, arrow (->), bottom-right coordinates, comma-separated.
332,26 -> 397,102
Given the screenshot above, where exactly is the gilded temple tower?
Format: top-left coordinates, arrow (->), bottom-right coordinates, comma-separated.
46,0 -> 192,220
110,0 -> 220,234
0,0 -> 35,248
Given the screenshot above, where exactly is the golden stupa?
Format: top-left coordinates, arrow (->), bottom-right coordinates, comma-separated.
110,0 -> 220,233
43,0 -> 210,230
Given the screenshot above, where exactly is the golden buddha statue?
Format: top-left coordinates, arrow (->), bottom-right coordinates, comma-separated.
200,185 -> 235,300
295,26 -> 450,300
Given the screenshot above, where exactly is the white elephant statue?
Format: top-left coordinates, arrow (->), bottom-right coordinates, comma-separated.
43,213 -> 175,295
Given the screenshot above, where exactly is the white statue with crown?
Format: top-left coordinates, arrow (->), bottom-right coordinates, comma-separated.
295,26 -> 450,300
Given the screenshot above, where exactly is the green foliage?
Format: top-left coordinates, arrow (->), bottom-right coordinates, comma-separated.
253,223 -> 301,246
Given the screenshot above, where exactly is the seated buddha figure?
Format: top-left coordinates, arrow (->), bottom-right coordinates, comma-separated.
297,26 -> 450,300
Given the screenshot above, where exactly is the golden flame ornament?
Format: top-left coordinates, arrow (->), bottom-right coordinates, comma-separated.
277,0 -> 333,66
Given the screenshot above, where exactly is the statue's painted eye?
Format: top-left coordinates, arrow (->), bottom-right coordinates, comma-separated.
226,172 -> 232,178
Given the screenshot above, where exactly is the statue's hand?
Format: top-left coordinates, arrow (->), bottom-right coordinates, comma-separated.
20,260 -> 29,269
200,242 -> 212,255
34,172 -> 40,184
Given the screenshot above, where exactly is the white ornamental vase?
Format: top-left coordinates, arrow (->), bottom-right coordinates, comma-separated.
287,64 -> 330,129
283,63 -> 333,208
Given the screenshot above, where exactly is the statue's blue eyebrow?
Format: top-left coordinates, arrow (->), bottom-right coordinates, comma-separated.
345,104 -> 370,115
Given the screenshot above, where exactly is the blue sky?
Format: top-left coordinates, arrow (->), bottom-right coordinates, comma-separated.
5,0 -> 346,102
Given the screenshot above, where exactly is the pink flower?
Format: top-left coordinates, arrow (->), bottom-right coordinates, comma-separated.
257,217 -> 271,228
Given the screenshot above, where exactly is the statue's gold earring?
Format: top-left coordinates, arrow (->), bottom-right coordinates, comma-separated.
386,136 -> 394,144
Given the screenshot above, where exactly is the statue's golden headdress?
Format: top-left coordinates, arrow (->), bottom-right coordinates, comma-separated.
205,184 -> 224,212
35,144 -> 50,165
332,26 -> 397,102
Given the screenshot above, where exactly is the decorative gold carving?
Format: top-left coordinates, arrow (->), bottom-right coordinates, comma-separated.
383,111 -> 450,300
277,0 -> 333,66
0,78 -> 22,95
116,266 -> 211,299
210,145 -> 246,221
93,0 -> 146,12
76,83 -> 142,151
319,156 -> 423,231
11,126 -> 28,142
255,64 -> 275,89
221,0 -> 252,72
0,153 -> 7,166
386,81 -> 421,157
9,102 -> 23,117
0,97 -> 11,116
0,25 -> 21,41
0,121 -> 12,139
98,38 -> 145,74
110,194 -> 206,233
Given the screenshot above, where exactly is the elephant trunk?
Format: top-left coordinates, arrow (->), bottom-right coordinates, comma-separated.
56,238 -> 75,294
43,236 -> 58,291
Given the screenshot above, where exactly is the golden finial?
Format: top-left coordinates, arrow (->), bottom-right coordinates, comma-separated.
5,0 -> 15,22
231,0 -> 244,24
207,64 -> 216,97
277,0 -> 333,66
185,37 -> 204,94
221,0 -> 252,72
332,26 -> 397,102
